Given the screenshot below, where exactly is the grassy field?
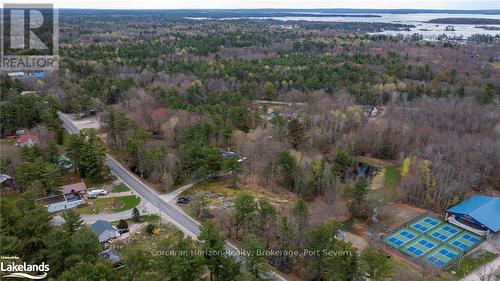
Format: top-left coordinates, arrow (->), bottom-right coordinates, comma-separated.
140,214 -> 160,223
77,195 -> 140,214
183,180 -> 242,198
183,180 -> 290,204
448,251 -> 498,278
112,184 -> 130,192
181,179 -> 293,218
390,256 -> 446,281
119,214 -> 160,224
118,223 -> 184,251
372,166 -> 401,206
342,165 -> 401,207
135,214 -> 160,223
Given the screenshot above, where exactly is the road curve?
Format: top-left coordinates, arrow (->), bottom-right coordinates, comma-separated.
58,112 -> 287,281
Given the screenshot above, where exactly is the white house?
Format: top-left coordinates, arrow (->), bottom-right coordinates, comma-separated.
37,193 -> 84,213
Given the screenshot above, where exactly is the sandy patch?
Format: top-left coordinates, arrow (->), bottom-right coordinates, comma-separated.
345,232 -> 368,254
375,203 -> 426,235
72,115 -> 102,130
370,168 -> 385,191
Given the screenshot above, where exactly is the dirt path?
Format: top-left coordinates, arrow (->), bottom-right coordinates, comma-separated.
159,180 -> 202,203
345,232 -> 368,254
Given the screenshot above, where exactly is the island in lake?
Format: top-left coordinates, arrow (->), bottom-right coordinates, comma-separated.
428,18 -> 500,25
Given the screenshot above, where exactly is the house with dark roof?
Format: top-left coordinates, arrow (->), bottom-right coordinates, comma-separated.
37,182 -> 87,212
445,195 -> 500,238
16,134 -> 39,147
91,220 -> 120,242
99,248 -> 123,268
37,193 -> 84,213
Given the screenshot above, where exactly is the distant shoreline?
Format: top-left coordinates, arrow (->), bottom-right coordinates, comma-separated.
220,13 -> 382,18
428,18 -> 500,25
56,9 -> 500,16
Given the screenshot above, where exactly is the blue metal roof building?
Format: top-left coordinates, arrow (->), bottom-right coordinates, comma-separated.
446,195 -> 500,237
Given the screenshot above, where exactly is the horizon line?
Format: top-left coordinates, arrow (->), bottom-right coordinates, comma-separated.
48,8 -> 500,11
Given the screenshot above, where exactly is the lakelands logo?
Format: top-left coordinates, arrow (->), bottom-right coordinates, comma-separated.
1,3 -> 59,71
0,257 -> 49,279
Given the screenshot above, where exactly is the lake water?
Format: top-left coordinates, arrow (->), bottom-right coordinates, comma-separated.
192,13 -> 500,39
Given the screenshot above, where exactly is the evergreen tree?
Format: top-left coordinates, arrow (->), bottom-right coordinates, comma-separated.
233,192 -> 256,238
242,234 -> 266,277
45,140 -> 59,163
223,158 -> 241,187
117,219 -> 128,230
198,220 -> 240,281
156,234 -> 204,281
66,130 -> 107,179
277,151 -> 297,189
132,207 -> 141,222
62,210 -> 84,234
361,247 -> 394,281
349,178 -> 370,219
263,81 -> 275,100
58,261 -> 118,281
286,118 -> 305,149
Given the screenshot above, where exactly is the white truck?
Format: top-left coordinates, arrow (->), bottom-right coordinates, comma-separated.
88,189 -> 108,198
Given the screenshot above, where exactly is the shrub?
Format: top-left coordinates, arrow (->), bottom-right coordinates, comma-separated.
145,223 -> 156,234
117,219 -> 128,230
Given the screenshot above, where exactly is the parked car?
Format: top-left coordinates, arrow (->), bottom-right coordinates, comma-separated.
177,196 -> 191,204
118,228 -> 129,234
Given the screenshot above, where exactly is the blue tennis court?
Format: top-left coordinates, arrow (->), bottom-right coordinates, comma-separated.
385,228 -> 419,248
449,232 -> 481,252
403,236 -> 439,257
426,246 -> 460,268
384,216 -> 483,270
429,223 -> 461,242
410,216 -> 440,233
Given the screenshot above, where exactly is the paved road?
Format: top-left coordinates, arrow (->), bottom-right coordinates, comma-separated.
255,100 -> 307,106
460,256 -> 500,281
58,111 -> 80,133
58,112 -> 287,281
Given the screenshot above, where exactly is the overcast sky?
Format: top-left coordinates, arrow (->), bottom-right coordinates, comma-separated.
4,0 -> 500,10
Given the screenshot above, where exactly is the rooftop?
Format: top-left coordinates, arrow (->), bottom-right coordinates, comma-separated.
37,194 -> 66,205
99,248 -> 121,265
91,220 -> 116,236
65,193 -> 82,203
17,134 -> 39,145
60,181 -> 87,194
447,195 -> 500,232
